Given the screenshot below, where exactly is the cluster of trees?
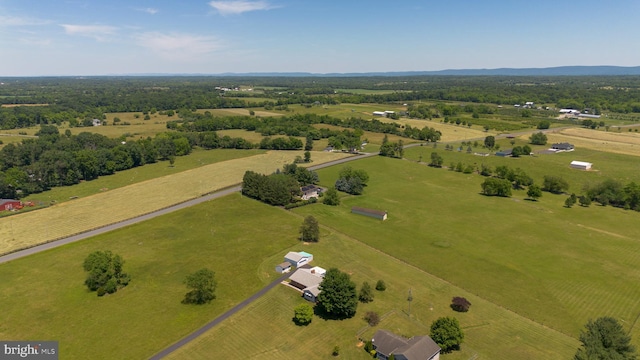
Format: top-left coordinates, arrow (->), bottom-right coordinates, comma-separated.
241,164 -> 319,206
82,251 -> 130,296
0,125 -> 197,198
529,132 -> 548,145
577,179 -> 640,210
379,135 -> 404,158
334,166 -> 369,195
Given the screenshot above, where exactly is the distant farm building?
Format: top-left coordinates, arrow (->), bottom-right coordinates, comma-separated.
570,161 -> 592,170
275,262 -> 292,274
0,199 -> 21,211
373,111 -> 386,117
284,251 -> 313,268
578,113 -> 601,119
372,329 -> 441,360
495,149 -> 513,157
560,109 -> 580,115
351,206 -> 388,220
92,119 -> 102,126
551,143 -> 575,151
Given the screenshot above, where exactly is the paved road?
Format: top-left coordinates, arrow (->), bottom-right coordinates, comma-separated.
149,270 -> 295,360
0,153 -> 375,265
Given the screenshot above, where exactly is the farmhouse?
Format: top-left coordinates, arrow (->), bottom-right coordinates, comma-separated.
92,118 -> 102,126
351,206 -> 388,220
300,185 -> 322,200
372,329 -> 441,360
284,251 -> 313,268
495,149 -> 513,157
0,199 -> 21,211
275,262 -> 292,274
551,142 -> 575,151
289,267 -> 325,302
570,161 -> 593,170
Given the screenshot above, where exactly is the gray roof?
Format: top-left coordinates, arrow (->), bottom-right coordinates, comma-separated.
285,251 -> 303,262
304,284 -> 321,297
277,262 -> 291,269
372,329 -> 440,360
289,268 -> 323,289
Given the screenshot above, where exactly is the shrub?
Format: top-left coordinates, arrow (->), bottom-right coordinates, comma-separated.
364,311 -> 380,326
332,346 -> 340,356
451,297 -> 471,312
293,303 -> 313,326
375,279 -> 386,291
363,340 -> 374,353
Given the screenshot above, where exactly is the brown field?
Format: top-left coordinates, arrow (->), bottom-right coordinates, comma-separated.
379,117 -> 495,141
0,150 -> 352,255
0,104 -> 49,107
217,129 -> 290,143
196,108 -> 283,117
522,127 -> 640,157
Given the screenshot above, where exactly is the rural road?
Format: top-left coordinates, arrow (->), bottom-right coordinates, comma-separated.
149,270 -> 295,360
0,153 -> 377,265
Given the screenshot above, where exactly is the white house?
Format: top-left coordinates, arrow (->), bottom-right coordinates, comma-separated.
570,161 -> 592,170
284,251 -> 313,268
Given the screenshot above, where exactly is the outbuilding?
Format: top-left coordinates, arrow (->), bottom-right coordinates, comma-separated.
284,251 -> 313,268
275,262 -> 292,274
351,206 -> 388,220
0,199 -> 21,211
551,143 -> 575,151
570,161 -> 592,170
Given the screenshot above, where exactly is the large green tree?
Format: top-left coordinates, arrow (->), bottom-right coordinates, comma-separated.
293,303 -> 313,326
317,268 -> 358,319
183,268 -> 217,305
484,136 -> 495,149
529,132 -> 548,145
481,178 -> 512,197
575,317 -> 636,360
83,250 -> 130,296
300,215 -> 320,242
430,317 -> 464,353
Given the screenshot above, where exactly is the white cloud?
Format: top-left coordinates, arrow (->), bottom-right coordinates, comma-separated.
60,24 -> 118,41
135,32 -> 221,61
136,7 -> 159,15
0,15 -> 51,27
209,0 -> 274,15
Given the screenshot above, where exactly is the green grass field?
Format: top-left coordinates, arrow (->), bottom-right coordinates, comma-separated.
0,193 -> 579,360
0,195 -> 301,359
292,155 -> 640,344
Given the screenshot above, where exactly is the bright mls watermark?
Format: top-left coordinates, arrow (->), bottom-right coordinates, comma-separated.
1,341 -> 58,359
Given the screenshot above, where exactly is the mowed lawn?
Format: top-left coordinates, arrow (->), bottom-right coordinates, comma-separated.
167,229 -> 578,360
0,195 -> 301,359
0,150 -> 352,255
293,155 -> 640,345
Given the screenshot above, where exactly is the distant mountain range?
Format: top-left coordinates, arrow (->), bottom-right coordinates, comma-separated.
211,66 -> 640,77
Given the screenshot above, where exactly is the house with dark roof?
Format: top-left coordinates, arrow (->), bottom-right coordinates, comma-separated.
351,206 -> 388,220
495,149 -> 513,157
300,185 -> 323,200
551,142 -> 574,151
372,329 -> 441,360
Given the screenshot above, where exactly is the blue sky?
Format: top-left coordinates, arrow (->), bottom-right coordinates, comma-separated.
0,0 -> 638,76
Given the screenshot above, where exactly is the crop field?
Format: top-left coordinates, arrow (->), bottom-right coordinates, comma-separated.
539,127 -> 640,157
293,155 -> 640,346
0,195 -> 302,360
167,228 -> 578,360
0,150 -> 352,255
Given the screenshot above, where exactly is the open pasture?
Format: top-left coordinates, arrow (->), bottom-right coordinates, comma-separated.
379,117 -> 495,141
294,155 -> 640,345
0,195 -> 302,359
196,108 -> 283,117
0,150 -> 352,255
167,213 -> 577,360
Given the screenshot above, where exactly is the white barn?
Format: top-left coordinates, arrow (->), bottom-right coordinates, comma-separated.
570,161 -> 592,170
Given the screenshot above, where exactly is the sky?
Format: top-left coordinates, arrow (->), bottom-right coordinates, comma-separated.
0,0 -> 639,76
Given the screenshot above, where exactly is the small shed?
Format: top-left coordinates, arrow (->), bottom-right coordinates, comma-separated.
570,161 -> 592,170
275,262 -> 292,274
351,206 -> 388,220
284,251 -> 313,268
0,199 -> 21,211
